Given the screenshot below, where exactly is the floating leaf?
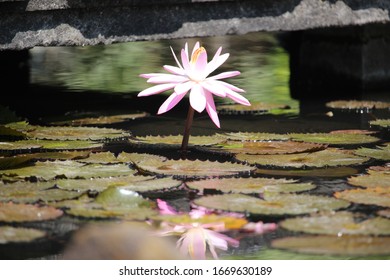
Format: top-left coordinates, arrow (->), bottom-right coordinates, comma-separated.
76,151 -> 119,164
210,140 -> 325,155
348,166 -> 390,189
119,152 -> 168,165
354,143 -> 390,161
134,158 -> 255,178
133,134 -> 226,146
194,193 -> 350,216
49,112 -> 149,126
217,102 -> 290,114
289,133 -> 380,146
271,235 -> 390,256
378,209 -> 390,219
280,211 -> 390,236
0,202 -> 63,222
95,187 -> 152,208
335,188 -> 390,208
236,148 -> 368,168
326,100 -> 390,110
0,226 -> 45,244
186,177 -> 315,194
0,141 -> 41,151
0,160 -> 133,180
370,119 -> 390,128
219,132 -> 290,141
256,166 -> 358,178
0,122 -> 29,138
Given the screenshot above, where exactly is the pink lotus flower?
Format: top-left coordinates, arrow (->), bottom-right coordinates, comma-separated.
138,42 -> 250,128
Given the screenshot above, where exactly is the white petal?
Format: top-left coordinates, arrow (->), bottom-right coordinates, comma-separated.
206,53 -> 229,76
209,71 -> 241,80
205,91 -> 220,128
157,92 -> 186,114
181,49 -> 191,71
147,74 -> 188,84
170,46 -> 182,69
227,90 -> 251,106
189,84 -> 206,113
201,80 -> 226,97
175,81 -> 194,95
163,65 -> 186,75
217,80 -> 245,93
137,83 -> 176,97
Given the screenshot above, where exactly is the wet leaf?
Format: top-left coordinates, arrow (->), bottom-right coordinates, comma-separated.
256,166 -> 358,178
210,140 -> 325,155
0,202 -> 63,222
354,143 -> 390,161
271,235 -> 390,256
280,211 -> 390,236
134,158 -> 255,178
0,160 -> 133,180
133,134 -> 226,146
289,133 -> 380,146
218,132 -> 290,141
235,148 -> 368,168
326,100 -> 390,110
186,177 -> 315,194
348,165 -> 390,189
335,188 -> 390,208
49,112 -> 149,126
0,226 -> 46,244
370,119 -> 390,128
95,187 -> 153,208
194,193 -> 350,216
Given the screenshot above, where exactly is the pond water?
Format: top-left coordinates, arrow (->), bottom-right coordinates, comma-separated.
0,32 -> 390,260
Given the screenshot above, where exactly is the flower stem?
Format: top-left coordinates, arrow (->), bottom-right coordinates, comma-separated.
181,106 -> 195,153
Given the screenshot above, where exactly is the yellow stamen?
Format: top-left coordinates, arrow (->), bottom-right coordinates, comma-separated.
190,47 -> 205,64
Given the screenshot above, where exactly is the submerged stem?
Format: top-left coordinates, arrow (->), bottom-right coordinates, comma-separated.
181,106 -> 195,153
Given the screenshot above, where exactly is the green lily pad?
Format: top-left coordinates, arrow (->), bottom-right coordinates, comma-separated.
280,211 -> 390,236
95,187 -> 152,208
256,166 -> 358,178
49,112 -> 149,126
0,181 -> 81,203
218,132 -> 290,141
134,158 -> 255,178
210,140 -> 325,155
0,226 -> 46,244
348,165 -> 390,189
335,188 -> 390,208
0,122 -> 29,138
370,119 -> 390,128
194,193 -> 350,216
132,134 -> 226,146
0,202 -> 63,222
235,148 -> 368,168
217,102 -> 290,114
25,125 -> 131,141
0,141 -> 42,151
354,143 -> 390,161
118,152 -> 168,165
326,100 -> 390,110
271,235 -> 390,256
0,160 -> 134,180
289,133 -> 380,146
0,139 -> 104,151
186,177 -> 315,194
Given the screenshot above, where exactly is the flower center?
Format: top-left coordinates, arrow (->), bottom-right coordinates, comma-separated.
188,47 -> 206,82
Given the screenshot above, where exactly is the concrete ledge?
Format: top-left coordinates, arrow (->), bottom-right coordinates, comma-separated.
1,0 -> 390,50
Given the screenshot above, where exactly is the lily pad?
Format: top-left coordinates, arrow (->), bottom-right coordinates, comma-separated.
326,100 -> 390,110
134,158 -> 255,178
0,122 -> 29,138
335,188 -> 390,208
256,166 -> 358,178
354,143 -> 390,161
280,211 -> 390,236
0,226 -> 46,244
219,132 -> 290,141
370,119 -> 390,128
0,202 -> 63,222
186,177 -> 315,194
194,193 -> 350,216
271,235 -> 390,256
235,148 -> 369,168
217,102 -> 290,114
0,160 -> 134,180
132,134 -> 226,146
49,112 -> 149,126
210,140 -> 325,155
118,152 -> 168,165
378,209 -> 390,219
348,166 -> 390,189
289,133 -> 380,146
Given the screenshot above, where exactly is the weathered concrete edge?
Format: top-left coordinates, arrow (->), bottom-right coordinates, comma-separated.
1,0 -> 389,50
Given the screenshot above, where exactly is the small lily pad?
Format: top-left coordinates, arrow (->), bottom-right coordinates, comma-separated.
354,143 -> 390,161
194,193 -> 350,216
210,140 -> 325,155
0,202 -> 63,222
186,177 -> 315,194
289,133 -> 380,146
0,226 -> 46,244
256,166 -> 358,178
335,188 -> 390,208
348,166 -> 390,189
326,100 -> 390,110
0,160 -> 134,180
219,132 -> 290,141
271,235 -> 390,256
370,119 -> 390,129
134,158 -> 255,178
280,211 -> 390,236
235,148 -> 368,168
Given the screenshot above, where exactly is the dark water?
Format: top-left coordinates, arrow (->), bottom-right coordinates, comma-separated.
1,32 -> 390,260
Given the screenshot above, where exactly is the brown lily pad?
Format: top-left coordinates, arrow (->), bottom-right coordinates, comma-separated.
354,143 -> 390,161
132,134 -> 226,146
0,226 -> 46,244
326,100 -> 390,110
289,133 -> 380,146
348,166 -> 390,189
335,188 -> 390,208
256,166 -> 358,178
218,132 -> 290,142
0,202 -> 63,222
